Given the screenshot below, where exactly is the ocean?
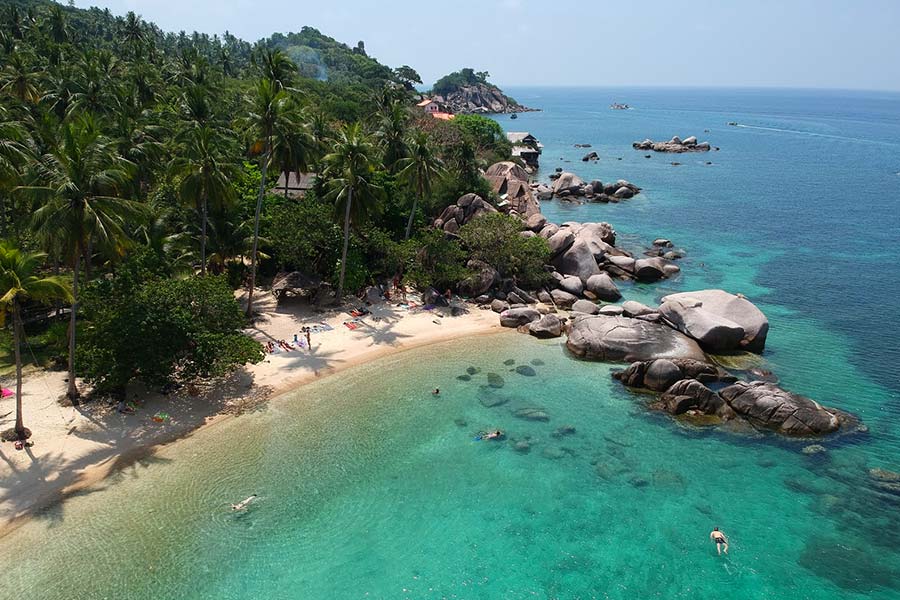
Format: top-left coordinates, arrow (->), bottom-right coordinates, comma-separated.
1,87 -> 899,599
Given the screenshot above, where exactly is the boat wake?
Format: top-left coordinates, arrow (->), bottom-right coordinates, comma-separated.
732,123 -> 898,147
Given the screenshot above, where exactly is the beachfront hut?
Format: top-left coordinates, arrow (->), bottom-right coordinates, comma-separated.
272,271 -> 322,301
506,132 -> 543,167
417,98 -> 440,115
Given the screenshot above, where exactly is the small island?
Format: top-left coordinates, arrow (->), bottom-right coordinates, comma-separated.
427,68 -> 536,115
633,135 -> 715,152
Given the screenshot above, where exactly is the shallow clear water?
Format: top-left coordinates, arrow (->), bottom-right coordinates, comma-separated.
2,88 -> 900,598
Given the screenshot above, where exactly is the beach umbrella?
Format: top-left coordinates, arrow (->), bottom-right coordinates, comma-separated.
1,388 -> 13,398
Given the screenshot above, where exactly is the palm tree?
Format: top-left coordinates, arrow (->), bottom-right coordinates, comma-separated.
255,47 -> 295,90
22,120 -> 145,399
239,78 -> 290,316
0,242 -> 72,441
0,108 -> 29,237
375,101 -> 409,173
169,126 -> 237,275
0,51 -> 44,104
397,130 -> 444,240
271,105 -> 315,198
322,123 -> 383,302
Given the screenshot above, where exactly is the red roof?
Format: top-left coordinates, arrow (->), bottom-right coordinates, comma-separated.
432,112 -> 455,120
417,99 -> 434,107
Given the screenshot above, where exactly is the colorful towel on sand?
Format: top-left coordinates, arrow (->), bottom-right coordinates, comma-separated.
1,388 -> 13,398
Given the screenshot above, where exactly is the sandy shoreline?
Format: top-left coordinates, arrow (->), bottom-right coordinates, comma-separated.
0,291 -> 502,538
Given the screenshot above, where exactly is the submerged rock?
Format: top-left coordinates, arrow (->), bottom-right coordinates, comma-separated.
513,407 -> 551,422
486,373 -> 505,388
515,365 -> 537,376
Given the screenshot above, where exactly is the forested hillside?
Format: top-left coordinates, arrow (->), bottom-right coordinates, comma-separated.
0,0 -> 539,422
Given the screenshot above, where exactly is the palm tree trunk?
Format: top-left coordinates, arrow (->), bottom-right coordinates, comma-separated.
405,177 -> 422,240
200,188 -> 208,276
246,145 -> 269,317
84,238 -> 92,281
283,170 -> 289,198
337,187 -> 353,303
13,301 -> 26,439
67,250 -> 80,400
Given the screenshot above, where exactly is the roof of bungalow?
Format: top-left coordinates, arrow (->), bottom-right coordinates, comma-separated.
272,171 -> 317,197
432,112 -> 455,120
417,98 -> 435,107
506,132 -> 537,144
512,146 -> 539,156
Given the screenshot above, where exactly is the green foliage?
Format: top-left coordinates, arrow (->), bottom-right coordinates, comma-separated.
458,213 -> 550,288
401,229 -> 469,290
451,114 -> 511,162
432,68 -> 491,95
266,197 -> 341,276
78,250 -> 263,394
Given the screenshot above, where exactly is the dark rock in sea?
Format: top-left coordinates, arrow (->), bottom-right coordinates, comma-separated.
566,315 -> 708,363
503,358 -> 516,366
719,381 -> 847,436
514,440 -> 531,453
629,476 -> 650,488
748,368 -> 778,383
466,366 -> 480,375
531,359 -> 545,366
541,447 -> 568,460
479,393 -> 510,408
659,379 -> 733,418
644,359 -> 684,392
581,151 -> 599,162
552,425 -> 577,438
802,444 -> 828,455
661,289 -> 769,352
454,418 -> 468,428
513,407 -> 551,422
456,374 -> 471,382
515,365 -> 536,376
485,373 -> 505,389
798,536 -> 899,592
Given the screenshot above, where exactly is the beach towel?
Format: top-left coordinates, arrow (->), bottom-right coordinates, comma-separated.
1,388 -> 13,398
344,321 -> 359,330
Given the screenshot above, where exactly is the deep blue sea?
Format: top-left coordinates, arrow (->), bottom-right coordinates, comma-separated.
2,88 -> 899,599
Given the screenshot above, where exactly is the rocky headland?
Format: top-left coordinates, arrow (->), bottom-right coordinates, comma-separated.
434,82 -> 536,114
633,135 -> 716,153
431,161 -> 862,442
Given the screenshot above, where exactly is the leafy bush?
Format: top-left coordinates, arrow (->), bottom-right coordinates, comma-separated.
458,213 -> 550,288
432,68 -> 491,95
78,251 -> 263,395
267,197 -> 342,277
402,229 -> 469,290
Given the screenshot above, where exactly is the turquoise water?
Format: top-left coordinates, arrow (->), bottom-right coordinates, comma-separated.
2,88 -> 900,598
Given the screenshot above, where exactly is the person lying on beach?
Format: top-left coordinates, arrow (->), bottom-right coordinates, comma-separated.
710,527 -> 729,554
231,495 -> 257,511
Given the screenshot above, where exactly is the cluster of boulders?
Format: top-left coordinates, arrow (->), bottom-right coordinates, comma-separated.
557,290 -> 862,438
434,84 -> 536,115
433,193 -> 498,234
632,136 -> 715,153
547,170 -> 642,202
582,151 -> 599,162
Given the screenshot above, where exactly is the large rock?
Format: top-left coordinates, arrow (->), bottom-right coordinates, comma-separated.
571,299 -> 600,315
719,381 -> 842,436
499,307 -> 541,328
528,314 -> 563,338
622,300 -> 656,317
525,213 -> 547,232
644,359 -> 684,392
539,223 -> 560,239
552,172 -> 586,196
550,289 -> 578,308
614,358 -> 719,388
558,275 -> 584,296
661,290 -> 769,352
547,229 -> 575,257
566,315 -> 707,362
633,257 -> 678,282
484,161 -> 530,182
659,297 -> 746,353
660,379 -> 731,416
584,273 -> 621,301
552,239 -> 601,282
458,259 -> 499,297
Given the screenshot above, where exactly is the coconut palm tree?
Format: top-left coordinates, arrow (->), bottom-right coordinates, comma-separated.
0,51 -> 44,104
271,105 -> 315,198
22,120 -> 145,399
375,101 -> 409,173
0,242 -> 72,441
170,126 -> 237,275
239,78 -> 291,316
397,130 -> 444,240
322,122 -> 383,302
0,108 -> 29,237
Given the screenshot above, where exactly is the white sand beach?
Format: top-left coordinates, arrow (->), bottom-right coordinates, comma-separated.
0,291 -> 501,535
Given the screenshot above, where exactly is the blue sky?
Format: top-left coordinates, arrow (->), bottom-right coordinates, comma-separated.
74,0 -> 900,91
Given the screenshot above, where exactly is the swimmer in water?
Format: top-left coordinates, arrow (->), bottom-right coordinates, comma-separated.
485,430 -> 503,440
710,527 -> 729,554
231,495 -> 257,511
432,388 -> 440,395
